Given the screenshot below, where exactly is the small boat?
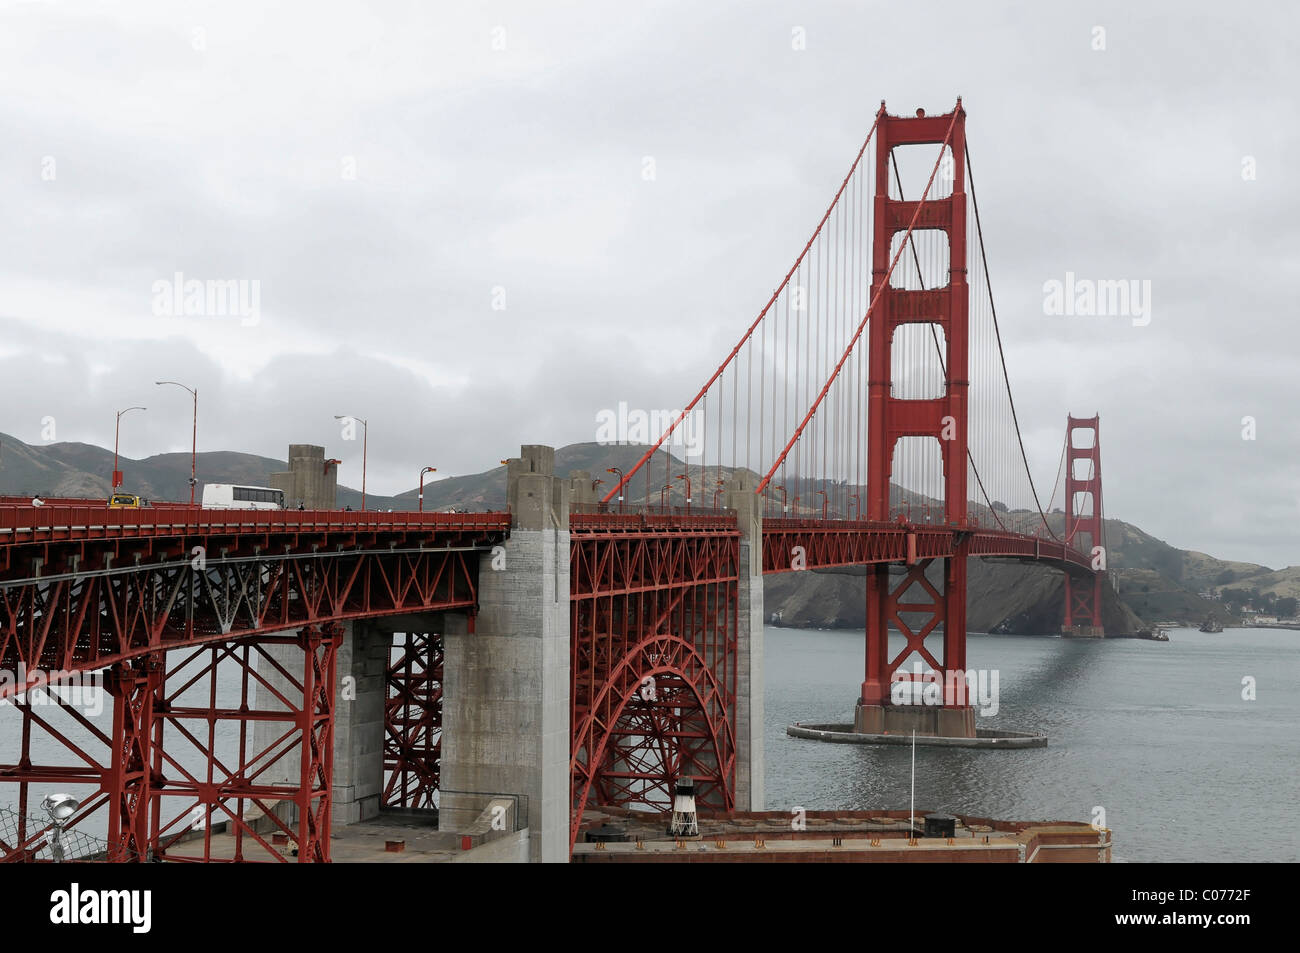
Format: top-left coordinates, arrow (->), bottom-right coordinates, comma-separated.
1198,617 -> 1223,633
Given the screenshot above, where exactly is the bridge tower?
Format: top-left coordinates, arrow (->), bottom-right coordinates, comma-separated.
858,100 -> 975,737
1063,414 -> 1106,637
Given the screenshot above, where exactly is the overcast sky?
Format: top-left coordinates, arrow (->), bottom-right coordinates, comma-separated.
2,1 -> 1298,567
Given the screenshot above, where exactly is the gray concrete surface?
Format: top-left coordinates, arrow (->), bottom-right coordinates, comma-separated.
440,445 -> 570,863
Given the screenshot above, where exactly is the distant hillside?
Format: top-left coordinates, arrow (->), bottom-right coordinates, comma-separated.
0,432 -> 1272,635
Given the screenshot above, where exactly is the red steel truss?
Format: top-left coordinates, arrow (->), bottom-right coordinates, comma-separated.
382,632 -> 442,810
0,625 -> 341,862
0,508 -> 506,692
568,517 -> 739,853
1063,415 -> 1106,631
762,519 -> 1095,575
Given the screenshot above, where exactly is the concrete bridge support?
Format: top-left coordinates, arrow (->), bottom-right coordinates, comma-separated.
330,620 -> 389,825
727,474 -> 765,812
440,445 -> 571,863
252,619 -> 388,829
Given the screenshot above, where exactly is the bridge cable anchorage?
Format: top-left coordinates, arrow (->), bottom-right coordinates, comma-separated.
601,109 -> 884,508
756,108 -> 961,494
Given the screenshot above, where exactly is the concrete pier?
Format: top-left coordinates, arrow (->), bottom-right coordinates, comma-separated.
269,444 -> 338,510
853,702 -> 976,738
250,620 -> 390,828
331,620 -> 391,826
727,474 -> 765,812
440,445 -> 570,863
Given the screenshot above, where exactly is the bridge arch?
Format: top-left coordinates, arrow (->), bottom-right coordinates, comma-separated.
569,630 -> 735,853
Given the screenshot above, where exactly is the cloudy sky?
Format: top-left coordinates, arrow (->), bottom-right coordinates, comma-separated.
1,1 -> 1297,566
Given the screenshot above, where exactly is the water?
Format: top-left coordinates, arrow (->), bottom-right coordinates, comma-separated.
764,625 -> 1300,862
4,627 -> 1296,862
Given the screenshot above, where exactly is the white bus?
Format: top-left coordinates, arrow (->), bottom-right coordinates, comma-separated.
201,483 -> 285,510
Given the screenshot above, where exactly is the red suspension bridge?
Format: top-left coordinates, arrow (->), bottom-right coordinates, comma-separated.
0,99 -> 1108,863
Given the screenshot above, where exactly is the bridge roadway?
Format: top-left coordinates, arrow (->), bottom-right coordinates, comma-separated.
0,499 -> 1091,694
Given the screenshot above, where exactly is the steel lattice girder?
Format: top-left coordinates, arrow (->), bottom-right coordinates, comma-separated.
0,545 -> 495,699
569,525 -> 739,854
861,551 -> 970,707
0,625 -> 341,863
382,632 -> 442,810
1064,572 -> 1103,628
761,520 -> 1095,575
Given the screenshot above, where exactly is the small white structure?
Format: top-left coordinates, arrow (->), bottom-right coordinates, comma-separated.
668,777 -> 699,837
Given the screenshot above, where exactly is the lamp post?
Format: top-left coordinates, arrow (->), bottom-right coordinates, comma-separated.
774,484 -> 787,515
816,489 -> 828,520
334,415 -> 368,511
848,494 -> 860,521
155,381 -> 197,505
712,479 -> 725,511
112,406 -> 146,491
676,473 -> 692,513
418,466 -> 437,512
660,484 -> 672,511
606,468 -> 624,513
42,793 -> 80,863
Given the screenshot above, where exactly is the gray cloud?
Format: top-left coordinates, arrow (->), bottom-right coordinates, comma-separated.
2,0 -> 1298,566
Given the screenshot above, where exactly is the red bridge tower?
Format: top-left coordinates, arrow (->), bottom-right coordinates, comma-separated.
1063,414 -> 1106,636
858,100 -> 975,737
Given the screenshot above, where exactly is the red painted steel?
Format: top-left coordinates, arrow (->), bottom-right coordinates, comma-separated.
0,506 -> 507,696
863,102 -> 970,707
1063,415 -> 1105,630
0,625 -> 341,862
569,521 -> 739,854
761,519 -> 1094,575
105,658 -> 160,861
383,632 -> 442,810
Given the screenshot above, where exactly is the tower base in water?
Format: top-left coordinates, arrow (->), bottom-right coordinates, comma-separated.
853,701 -> 976,739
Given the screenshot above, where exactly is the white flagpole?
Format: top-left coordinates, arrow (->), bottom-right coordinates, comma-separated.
910,728 -> 916,836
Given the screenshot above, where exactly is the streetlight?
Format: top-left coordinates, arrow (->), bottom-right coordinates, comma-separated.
848,494 -> 860,521
712,479 -> 726,511
774,484 -> 787,515
155,381 -> 197,505
418,466 -> 437,512
112,406 -> 146,491
816,490 -> 828,520
660,484 -> 673,511
42,793 -> 80,863
334,415 -> 368,511
676,473 -> 692,513
606,468 -> 624,513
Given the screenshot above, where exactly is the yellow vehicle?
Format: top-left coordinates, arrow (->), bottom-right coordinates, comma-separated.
108,493 -> 144,508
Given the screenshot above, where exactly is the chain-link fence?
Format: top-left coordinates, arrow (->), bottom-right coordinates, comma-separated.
0,805 -> 126,862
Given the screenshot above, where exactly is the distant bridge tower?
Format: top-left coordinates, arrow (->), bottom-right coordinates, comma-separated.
1063,415 -> 1105,637
858,100 -> 975,738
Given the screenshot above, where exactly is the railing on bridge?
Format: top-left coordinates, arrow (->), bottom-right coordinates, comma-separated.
0,502 -> 512,546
